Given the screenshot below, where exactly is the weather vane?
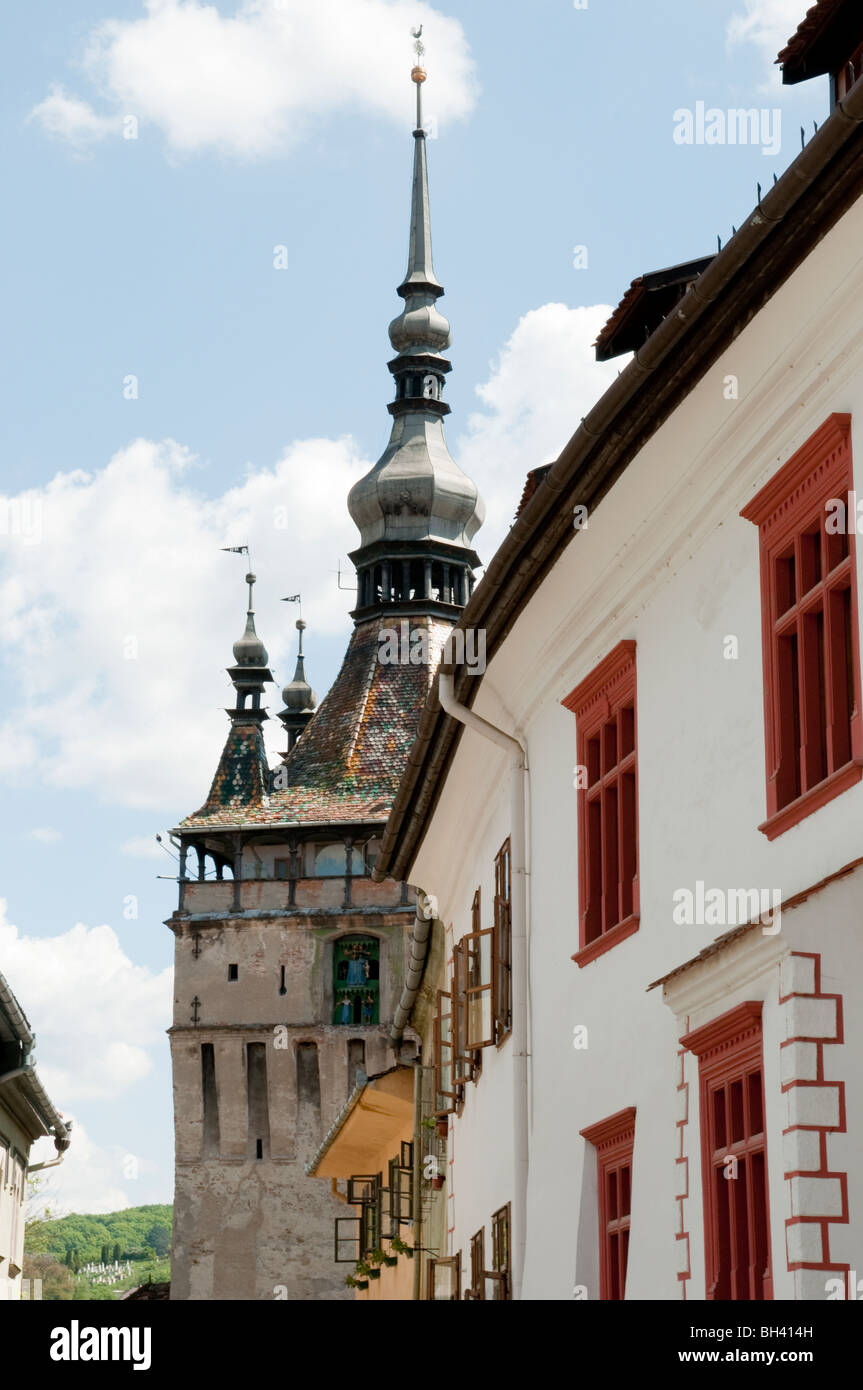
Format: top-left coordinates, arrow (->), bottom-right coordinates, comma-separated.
412,24 -> 424,64
222,545 -> 256,610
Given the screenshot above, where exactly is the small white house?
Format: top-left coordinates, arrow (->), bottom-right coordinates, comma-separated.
376,4 -> 863,1302
0,970 -> 71,1299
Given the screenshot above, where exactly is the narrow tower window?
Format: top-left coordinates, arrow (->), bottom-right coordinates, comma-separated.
227,963 -> 238,982
246,1041 -> 270,1161
201,1043 -> 220,1159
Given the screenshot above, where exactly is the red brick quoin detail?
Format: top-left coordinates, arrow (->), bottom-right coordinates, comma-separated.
562,641 -> 639,967
741,414 -> 863,840
580,1107 -> 636,1301
675,1027 -> 692,1299
779,951 -> 849,1297
681,1003 -> 773,1301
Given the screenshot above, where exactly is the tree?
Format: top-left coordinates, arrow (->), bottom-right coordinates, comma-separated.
144,1223 -> 171,1258
113,1243 -> 121,1263
22,1252 -> 75,1302
101,1244 -> 109,1266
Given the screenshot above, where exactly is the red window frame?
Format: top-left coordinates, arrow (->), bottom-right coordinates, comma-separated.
580,1107 -> 636,1301
741,414 -> 863,840
682,1002 -> 773,1302
562,641 -> 639,966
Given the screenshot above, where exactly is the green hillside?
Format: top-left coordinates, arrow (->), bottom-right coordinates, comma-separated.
25,1204 -> 172,1300
26,1204 -> 172,1265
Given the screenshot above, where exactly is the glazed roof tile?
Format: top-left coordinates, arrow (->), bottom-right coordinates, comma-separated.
180,616 -> 452,832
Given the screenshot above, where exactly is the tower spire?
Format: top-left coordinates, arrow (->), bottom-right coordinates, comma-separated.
278,600 -> 318,754
346,36 -> 484,622
221,547 -> 273,719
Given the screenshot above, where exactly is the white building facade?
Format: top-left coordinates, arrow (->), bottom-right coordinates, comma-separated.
376,15 -> 863,1302
0,970 -> 71,1299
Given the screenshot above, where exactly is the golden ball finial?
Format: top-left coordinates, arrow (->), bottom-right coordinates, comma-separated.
411,65 -> 426,84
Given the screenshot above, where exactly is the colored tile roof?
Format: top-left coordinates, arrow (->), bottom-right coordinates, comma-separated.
777,1 -> 846,76
180,615 -> 453,831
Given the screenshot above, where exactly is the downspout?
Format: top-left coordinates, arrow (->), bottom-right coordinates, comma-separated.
390,893 -> 433,1048
411,1059 -> 423,1301
438,670 -> 528,1302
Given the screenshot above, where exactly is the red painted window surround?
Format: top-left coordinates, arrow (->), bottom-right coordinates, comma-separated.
681,1002 -> 773,1302
580,1107 -> 636,1301
741,414 -> 863,841
562,641 -> 639,967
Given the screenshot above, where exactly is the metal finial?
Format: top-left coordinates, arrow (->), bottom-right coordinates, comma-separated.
282,592 -> 302,623
411,23 -> 426,128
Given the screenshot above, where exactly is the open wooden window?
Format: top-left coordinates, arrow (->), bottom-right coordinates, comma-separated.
741,415 -> 863,839
462,928 -> 495,1050
494,839 -> 512,1042
388,1150 -> 413,1226
580,1108 -> 636,1301
433,989 -> 457,1115
466,1228 -> 485,1300
682,1003 -> 772,1301
486,1203 -> 512,1300
334,1217 -> 362,1263
562,641 -> 639,966
427,1252 -> 461,1300
347,1173 -> 380,1205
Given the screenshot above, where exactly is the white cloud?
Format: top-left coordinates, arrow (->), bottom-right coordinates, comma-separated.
0,901 -> 171,1102
0,435 -> 364,810
456,303 -> 622,562
0,308 -> 620,813
27,86 -> 122,151
27,828 -> 63,844
31,0 -> 477,159
727,0 -> 804,70
29,1121 -> 148,1216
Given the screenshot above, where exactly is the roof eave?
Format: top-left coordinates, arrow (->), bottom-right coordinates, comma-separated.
375,74 -> 863,885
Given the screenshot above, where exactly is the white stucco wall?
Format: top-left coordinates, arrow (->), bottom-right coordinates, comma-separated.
410,188 -> 863,1299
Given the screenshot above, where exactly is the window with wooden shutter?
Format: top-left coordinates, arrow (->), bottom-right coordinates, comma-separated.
580,1108 -> 636,1301
741,415 -> 863,839
466,1228 -> 485,1300
427,1252 -> 461,1300
433,989 -> 457,1115
494,838 -> 512,1043
562,642 -> 639,967
682,1003 -> 773,1301
487,1203 -> 512,1300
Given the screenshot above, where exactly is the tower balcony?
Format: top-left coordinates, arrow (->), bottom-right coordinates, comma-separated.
177,872 -> 412,920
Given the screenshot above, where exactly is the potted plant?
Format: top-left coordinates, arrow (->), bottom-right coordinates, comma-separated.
345,1274 -> 369,1290
431,1174 -> 445,1191
390,1236 -> 414,1259
436,1118 -> 449,1139
420,1116 -> 437,1132
356,1260 -> 380,1281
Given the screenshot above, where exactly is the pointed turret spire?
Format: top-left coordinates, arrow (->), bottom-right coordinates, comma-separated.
278,612 -> 318,753
221,549 -> 273,719
347,36 -> 484,621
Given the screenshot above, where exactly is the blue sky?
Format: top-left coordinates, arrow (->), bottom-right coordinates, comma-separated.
0,0 -> 825,1212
